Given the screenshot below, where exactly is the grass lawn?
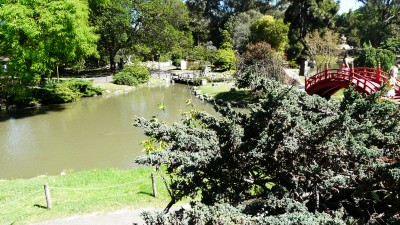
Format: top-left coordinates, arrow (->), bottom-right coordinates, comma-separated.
94,82 -> 134,92
93,77 -> 169,93
0,168 -> 172,225
195,83 -> 235,96
196,83 -> 255,103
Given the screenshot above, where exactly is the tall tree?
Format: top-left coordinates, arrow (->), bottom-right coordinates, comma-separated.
89,0 -> 192,72
89,0 -> 135,73
284,0 -> 339,76
304,29 -> 340,71
335,11 -> 362,47
356,0 -> 400,46
186,0 -> 280,47
0,0 -> 98,84
225,10 -> 263,52
249,15 -> 289,52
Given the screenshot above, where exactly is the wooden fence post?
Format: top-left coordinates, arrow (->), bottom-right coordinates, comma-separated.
44,183 -> 52,209
151,173 -> 157,197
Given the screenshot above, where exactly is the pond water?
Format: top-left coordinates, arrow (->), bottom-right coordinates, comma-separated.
0,84 -> 216,179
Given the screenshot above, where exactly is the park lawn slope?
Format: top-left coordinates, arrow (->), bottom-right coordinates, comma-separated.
0,168 -> 170,225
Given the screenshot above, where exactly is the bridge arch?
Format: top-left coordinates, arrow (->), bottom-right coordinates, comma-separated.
305,67 -> 399,100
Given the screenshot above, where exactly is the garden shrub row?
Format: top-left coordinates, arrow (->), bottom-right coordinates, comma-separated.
5,78 -> 103,107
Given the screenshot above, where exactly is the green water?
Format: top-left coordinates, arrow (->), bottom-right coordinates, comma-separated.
0,84 -> 215,179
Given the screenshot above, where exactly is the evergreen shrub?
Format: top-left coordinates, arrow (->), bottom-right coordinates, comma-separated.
354,42 -> 396,72
64,79 -> 102,97
113,73 -> 139,86
42,79 -> 102,104
6,85 -> 39,107
236,42 -> 289,90
135,79 -> 400,224
42,81 -> 80,103
213,48 -> 236,70
113,64 -> 150,86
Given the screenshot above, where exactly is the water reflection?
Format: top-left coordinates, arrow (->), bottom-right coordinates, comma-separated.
0,84 -> 216,179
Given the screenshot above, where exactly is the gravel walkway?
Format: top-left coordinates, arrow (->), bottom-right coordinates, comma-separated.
31,205 -> 190,225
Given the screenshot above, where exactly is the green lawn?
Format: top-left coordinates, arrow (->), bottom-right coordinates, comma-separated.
0,168 -> 172,225
195,83 -> 235,96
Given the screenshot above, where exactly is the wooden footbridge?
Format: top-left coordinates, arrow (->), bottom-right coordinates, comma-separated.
305,66 -> 400,101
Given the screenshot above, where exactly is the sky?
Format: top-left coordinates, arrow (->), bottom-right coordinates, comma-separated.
338,0 -> 363,14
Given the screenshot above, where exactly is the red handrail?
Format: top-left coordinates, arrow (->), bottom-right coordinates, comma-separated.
305,67 -> 396,95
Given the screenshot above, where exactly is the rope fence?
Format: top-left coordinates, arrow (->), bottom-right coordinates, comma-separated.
0,172 -> 161,211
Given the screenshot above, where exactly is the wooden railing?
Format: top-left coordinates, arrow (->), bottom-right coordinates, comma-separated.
305,66 -> 400,94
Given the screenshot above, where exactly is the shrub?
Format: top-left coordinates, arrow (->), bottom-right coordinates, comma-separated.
6,85 -> 39,107
172,58 -> 181,68
41,79 -> 102,104
135,79 -> 400,224
236,42 -> 288,89
213,48 -> 236,70
193,76 -> 211,86
63,79 -> 102,97
42,82 -> 80,103
113,64 -> 150,86
113,72 -> 139,86
354,42 -> 396,72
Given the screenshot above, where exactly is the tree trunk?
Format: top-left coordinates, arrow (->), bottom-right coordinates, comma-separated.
109,50 -> 116,73
299,57 -> 306,76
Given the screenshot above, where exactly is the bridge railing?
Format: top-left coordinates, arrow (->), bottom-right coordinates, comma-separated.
305,68 -> 345,90
305,67 -> 396,94
352,67 -> 389,84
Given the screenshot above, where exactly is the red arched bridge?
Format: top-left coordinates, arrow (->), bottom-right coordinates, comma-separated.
305,67 -> 400,101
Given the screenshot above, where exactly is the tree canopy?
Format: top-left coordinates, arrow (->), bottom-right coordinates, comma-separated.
249,15 -> 289,52
89,0 -> 192,72
284,0 -> 338,75
0,0 -> 98,84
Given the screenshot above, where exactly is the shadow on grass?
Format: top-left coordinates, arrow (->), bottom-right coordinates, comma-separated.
137,191 -> 154,197
214,90 -> 255,103
34,204 -> 48,209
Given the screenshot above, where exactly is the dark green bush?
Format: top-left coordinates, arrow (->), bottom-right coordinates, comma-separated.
354,42 -> 396,72
113,72 -> 139,86
41,79 -> 102,104
172,58 -> 181,68
2,78 -> 102,107
135,79 -> 400,224
42,81 -> 80,104
63,79 -> 103,97
113,64 -> 150,86
6,85 -> 39,107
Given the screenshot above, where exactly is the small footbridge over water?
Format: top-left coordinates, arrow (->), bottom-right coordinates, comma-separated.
305,67 -> 400,102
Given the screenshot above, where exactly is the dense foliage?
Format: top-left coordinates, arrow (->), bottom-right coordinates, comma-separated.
89,0 -> 192,72
135,79 -> 400,224
213,31 -> 236,70
249,15 -> 289,52
113,64 -> 150,86
354,42 -> 396,72
0,0 -> 98,85
284,0 -> 338,75
304,30 -> 340,71
236,42 -> 287,89
225,10 -> 263,52
6,79 -> 102,106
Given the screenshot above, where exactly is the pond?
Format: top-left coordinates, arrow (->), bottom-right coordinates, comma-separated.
0,84 -> 216,179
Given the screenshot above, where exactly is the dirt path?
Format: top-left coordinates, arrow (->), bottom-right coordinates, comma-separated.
31,205 -> 190,225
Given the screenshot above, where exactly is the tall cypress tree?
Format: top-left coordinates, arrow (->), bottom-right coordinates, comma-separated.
284,0 -> 338,76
